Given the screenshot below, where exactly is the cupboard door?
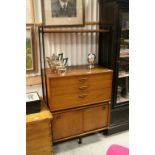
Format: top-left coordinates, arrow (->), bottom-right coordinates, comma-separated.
83,104 -> 109,132
52,110 -> 83,141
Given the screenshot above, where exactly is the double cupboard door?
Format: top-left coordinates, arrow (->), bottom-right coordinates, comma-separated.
52,103 -> 109,142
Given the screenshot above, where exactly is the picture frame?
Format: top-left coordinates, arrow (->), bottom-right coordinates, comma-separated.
41,0 -> 84,26
26,0 -> 35,24
26,26 -> 38,73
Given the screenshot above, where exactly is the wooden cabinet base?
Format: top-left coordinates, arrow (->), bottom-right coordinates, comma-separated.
52,103 -> 110,143
53,127 -> 108,144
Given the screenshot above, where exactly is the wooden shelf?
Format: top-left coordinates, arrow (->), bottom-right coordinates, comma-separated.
42,29 -> 109,33
120,55 -> 129,58
122,28 -> 129,31
85,21 -> 99,25
27,22 -> 99,27
124,39 -> 129,43
117,97 -> 129,104
120,49 -> 129,58
26,23 -> 43,26
119,73 -> 129,78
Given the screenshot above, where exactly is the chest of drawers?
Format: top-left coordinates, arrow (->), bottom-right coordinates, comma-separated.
46,66 -> 113,142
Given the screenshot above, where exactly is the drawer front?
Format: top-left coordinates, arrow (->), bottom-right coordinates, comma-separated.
49,76 -> 89,88
49,88 -> 111,111
47,73 -> 112,111
50,79 -> 112,96
48,73 -> 112,88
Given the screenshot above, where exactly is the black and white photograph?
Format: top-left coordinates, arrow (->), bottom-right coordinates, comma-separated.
51,0 -> 77,18
42,0 -> 84,26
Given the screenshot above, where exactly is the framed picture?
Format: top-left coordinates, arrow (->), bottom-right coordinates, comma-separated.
26,26 -> 38,73
41,0 -> 84,26
26,0 -> 35,23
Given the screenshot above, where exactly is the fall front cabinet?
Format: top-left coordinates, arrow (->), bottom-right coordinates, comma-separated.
46,66 -> 113,142
52,103 -> 109,141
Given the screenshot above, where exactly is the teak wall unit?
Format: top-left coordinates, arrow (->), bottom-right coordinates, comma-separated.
99,0 -> 129,134
38,24 -> 113,143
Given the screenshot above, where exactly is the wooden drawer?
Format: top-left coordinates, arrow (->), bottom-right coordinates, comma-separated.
48,73 -> 112,88
49,76 -> 89,88
50,79 -> 112,96
49,88 -> 111,111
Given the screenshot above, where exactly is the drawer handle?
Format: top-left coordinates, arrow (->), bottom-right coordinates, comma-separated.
79,78 -> 88,82
55,115 -> 61,119
79,86 -> 88,90
79,94 -> 88,98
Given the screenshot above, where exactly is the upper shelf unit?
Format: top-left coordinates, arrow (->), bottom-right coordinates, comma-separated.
40,28 -> 110,33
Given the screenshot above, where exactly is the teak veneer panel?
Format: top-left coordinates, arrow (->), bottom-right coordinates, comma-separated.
48,73 -> 112,88
50,88 -> 111,111
83,104 -> 109,132
46,66 -> 113,142
52,102 -> 109,142
52,110 -> 83,140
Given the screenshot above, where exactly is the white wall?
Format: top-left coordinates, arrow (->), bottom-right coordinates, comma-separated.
26,0 -> 99,97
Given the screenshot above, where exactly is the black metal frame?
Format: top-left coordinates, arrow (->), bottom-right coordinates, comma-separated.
38,26 -> 48,105
112,7 -> 129,109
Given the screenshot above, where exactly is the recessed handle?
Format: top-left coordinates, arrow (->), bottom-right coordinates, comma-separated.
79,78 -> 88,82
79,94 -> 88,98
55,115 -> 61,119
102,106 -> 106,110
79,86 -> 88,90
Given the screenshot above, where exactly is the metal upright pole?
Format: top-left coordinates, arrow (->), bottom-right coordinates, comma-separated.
38,26 -> 45,101
41,26 -> 48,105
